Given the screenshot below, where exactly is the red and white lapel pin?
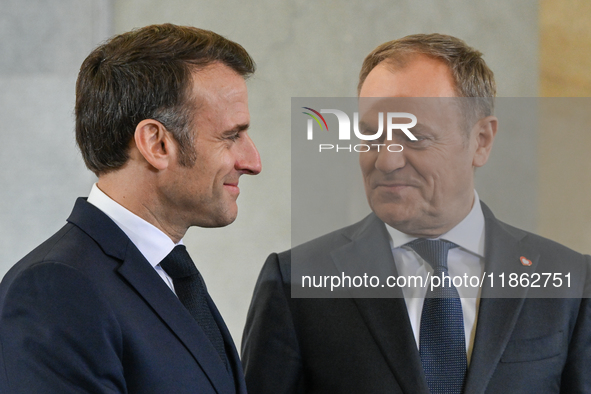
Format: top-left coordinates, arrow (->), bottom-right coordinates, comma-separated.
520,256 -> 533,266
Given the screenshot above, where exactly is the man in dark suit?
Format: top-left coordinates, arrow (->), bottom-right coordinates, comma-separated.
242,34 -> 591,393
0,24 -> 261,393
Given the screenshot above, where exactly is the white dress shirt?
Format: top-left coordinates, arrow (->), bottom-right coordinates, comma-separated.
385,190 -> 485,364
87,183 -> 179,292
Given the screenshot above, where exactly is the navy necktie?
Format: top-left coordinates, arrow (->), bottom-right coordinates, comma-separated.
407,239 -> 467,394
160,245 -> 228,368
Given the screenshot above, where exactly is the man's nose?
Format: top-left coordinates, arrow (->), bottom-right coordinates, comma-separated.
374,147 -> 405,174
236,133 -> 262,175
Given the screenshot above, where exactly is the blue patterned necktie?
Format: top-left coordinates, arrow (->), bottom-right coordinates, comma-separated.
160,245 -> 228,368
407,239 -> 467,394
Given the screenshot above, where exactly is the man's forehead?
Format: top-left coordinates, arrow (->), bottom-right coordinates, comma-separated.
358,97 -> 464,128
190,63 -> 248,102
359,55 -> 457,99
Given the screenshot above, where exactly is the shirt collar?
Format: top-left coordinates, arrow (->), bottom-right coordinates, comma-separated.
87,183 -> 181,268
386,190 -> 485,257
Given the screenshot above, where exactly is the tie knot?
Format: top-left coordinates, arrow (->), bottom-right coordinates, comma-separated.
406,238 -> 458,271
160,245 -> 198,279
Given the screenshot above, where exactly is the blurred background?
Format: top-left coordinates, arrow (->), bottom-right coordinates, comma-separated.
1,0 -> 590,346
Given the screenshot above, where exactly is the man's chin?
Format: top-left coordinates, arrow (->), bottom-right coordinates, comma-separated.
193,206 -> 238,228
372,204 -> 423,232
213,212 -> 237,228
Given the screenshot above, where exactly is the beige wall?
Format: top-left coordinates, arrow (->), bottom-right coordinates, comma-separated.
540,0 -> 591,96
539,0 -> 591,253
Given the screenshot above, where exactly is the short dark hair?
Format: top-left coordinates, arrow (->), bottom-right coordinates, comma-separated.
358,33 -> 496,123
75,23 -> 255,175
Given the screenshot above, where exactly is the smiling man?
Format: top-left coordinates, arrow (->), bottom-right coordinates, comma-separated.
0,24 -> 260,393
242,34 -> 590,394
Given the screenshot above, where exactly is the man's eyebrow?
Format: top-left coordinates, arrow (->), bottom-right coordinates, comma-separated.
357,121 -> 376,133
224,123 -> 250,134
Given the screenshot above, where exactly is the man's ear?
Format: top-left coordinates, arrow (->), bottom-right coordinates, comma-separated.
472,116 -> 497,168
133,119 -> 177,170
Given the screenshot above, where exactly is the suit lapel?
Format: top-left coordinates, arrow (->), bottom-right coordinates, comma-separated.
69,199 -> 236,394
117,248 -> 236,394
463,203 -> 540,394
353,297 -> 429,393
331,214 -> 429,393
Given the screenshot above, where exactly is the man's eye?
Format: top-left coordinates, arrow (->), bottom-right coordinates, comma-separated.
359,130 -> 384,141
406,136 -> 430,146
227,133 -> 241,141
409,134 -> 427,141
360,129 -> 381,137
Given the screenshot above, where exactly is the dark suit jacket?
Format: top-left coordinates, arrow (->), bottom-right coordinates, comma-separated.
0,198 -> 245,394
242,202 -> 591,393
